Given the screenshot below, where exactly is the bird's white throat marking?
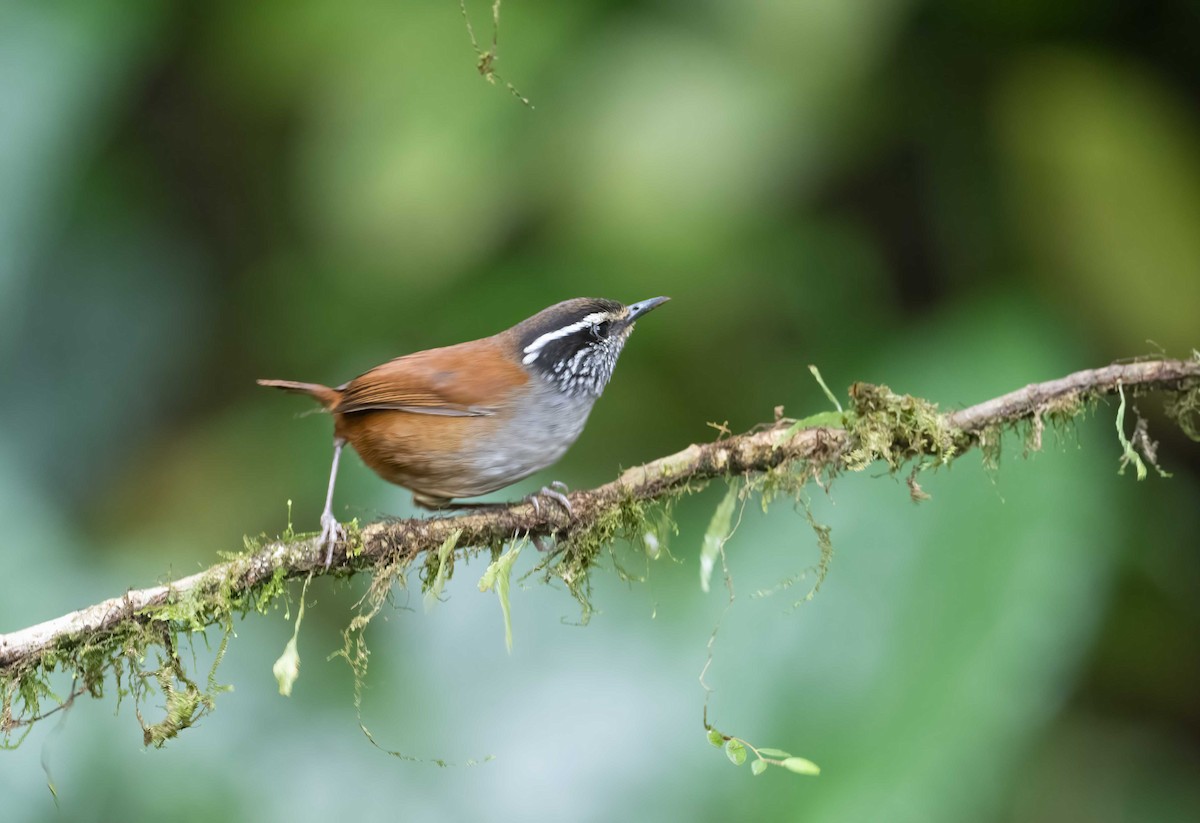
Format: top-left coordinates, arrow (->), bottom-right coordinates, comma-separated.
522,312 -> 609,365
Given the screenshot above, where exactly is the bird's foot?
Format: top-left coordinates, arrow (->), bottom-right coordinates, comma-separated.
318,511 -> 346,569
525,483 -> 572,518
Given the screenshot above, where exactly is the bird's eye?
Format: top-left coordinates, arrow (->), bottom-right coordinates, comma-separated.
592,320 -> 611,339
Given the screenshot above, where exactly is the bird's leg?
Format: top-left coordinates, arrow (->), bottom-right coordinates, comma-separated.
319,437 -> 347,568
526,484 -> 571,552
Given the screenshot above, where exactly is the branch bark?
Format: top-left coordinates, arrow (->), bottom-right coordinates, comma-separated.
2,357 -> 1198,682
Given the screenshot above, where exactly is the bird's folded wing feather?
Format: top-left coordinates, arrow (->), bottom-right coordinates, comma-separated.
334,339 -> 527,416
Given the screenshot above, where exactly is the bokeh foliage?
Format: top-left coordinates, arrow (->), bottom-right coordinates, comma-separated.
1,1 -> 1198,820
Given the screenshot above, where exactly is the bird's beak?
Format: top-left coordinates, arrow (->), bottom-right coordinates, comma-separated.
626,296 -> 670,322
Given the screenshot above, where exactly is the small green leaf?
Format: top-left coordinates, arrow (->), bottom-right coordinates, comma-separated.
781,756 -> 820,776
756,748 -> 792,759
725,739 -> 747,766
700,481 -> 739,593
751,758 -> 768,776
423,529 -> 462,613
707,728 -> 725,748
808,364 -> 844,413
272,636 -> 300,696
786,410 -> 847,434
478,541 -> 523,652
1115,383 -> 1147,480
273,573 -> 311,696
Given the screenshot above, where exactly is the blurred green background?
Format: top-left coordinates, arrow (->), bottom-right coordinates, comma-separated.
2,0 -> 1199,820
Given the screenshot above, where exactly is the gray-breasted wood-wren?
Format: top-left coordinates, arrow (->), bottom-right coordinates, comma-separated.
258,296 -> 669,565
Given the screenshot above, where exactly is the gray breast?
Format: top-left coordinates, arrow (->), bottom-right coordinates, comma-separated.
466,377 -> 597,493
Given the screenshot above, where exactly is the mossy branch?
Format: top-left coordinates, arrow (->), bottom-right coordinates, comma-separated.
3,356 -> 1198,744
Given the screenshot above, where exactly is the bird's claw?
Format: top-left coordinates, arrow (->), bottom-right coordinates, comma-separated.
318,512 -> 346,569
524,483 -> 572,519
533,484 -> 572,517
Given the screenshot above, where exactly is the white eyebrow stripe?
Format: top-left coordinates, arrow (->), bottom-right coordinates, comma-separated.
521,312 -> 609,364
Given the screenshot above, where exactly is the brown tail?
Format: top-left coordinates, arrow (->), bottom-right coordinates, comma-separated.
256,379 -> 341,410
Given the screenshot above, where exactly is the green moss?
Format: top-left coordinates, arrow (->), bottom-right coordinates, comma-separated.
420,545 -> 451,592
753,460 -> 822,503
743,461 -> 837,603
799,497 -> 834,601
1043,390 -> 1088,424
975,423 -> 1002,470
529,488 -> 685,623
843,383 -> 960,472
343,518 -> 365,561
1,528 -> 312,749
136,629 -> 231,748
1165,381 -> 1200,441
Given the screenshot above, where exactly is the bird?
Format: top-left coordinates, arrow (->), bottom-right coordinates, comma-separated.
258,296 -> 669,566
